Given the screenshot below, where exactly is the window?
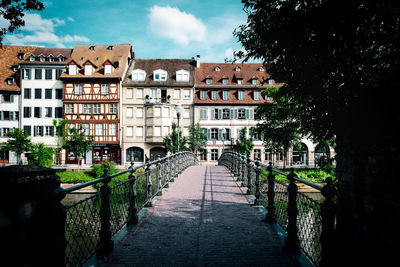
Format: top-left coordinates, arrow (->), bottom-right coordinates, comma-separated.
109,103 -> 117,114
126,126 -> 133,137
258,67 -> 264,72
211,149 -> 218,161
45,126 -> 53,136
154,107 -> 161,117
39,55 -> 45,62
222,79 -> 228,85
56,89 -> 63,99
154,126 -> 161,136
238,108 -> 246,119
211,91 -> 218,100
35,88 -> 42,99
206,78 -> 212,84
162,107 -> 169,117
265,149 -> 273,161
45,107 -> 52,118
126,88 -> 133,98
109,123 -> 116,136
2,95 -> 12,102
96,124 -> 103,136
18,52 -> 25,60
35,69 -> 42,80
146,126 -> 153,136
237,79 -> 243,85
126,107 -> 133,117
24,88 -> 31,99
269,79 -> 274,85
174,89 -> 180,99
132,69 -> 146,81
136,107 -> 143,118
200,109 -> 208,120
252,79 -> 257,85
223,128 -> 231,140
69,64 -> 77,75
183,108 -> 190,118
12,65 -> 18,72
65,104 -> 73,114
30,55 -> 35,61
210,128 -> 218,140
254,149 -> 261,161
136,126 -> 143,137
45,88 -> 52,99
151,88 -> 157,99
34,126 -> 44,136
184,89 -> 191,99
83,104 -> 92,114
200,91 -> 206,100
254,91 -> 260,100
55,107 -> 63,118
235,67 -> 241,72
6,77 -> 13,85
214,67 -> 220,72
223,91 -> 229,100
34,107 -> 42,118
23,126 -> 31,136
153,69 -> 167,81
137,88 -> 144,98
101,84 -> 109,95
176,70 -> 189,81
82,124 -> 89,135
45,69 -> 52,80
55,69 -> 64,80
104,64 -> 112,75
23,69 -> 31,80
58,55 -> 64,62
93,104 -> 101,114
49,56 -> 54,62
238,91 -> 244,100
75,84 -> 82,95
84,65 -> 93,76
222,108 -> 230,119
201,150 -> 207,161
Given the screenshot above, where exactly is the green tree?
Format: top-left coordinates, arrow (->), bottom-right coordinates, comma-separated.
27,143 -> 55,167
62,125 -> 94,165
235,128 -> 254,156
53,119 -> 68,165
4,128 -> 32,164
163,122 -> 187,153
0,0 -> 44,43
187,123 -> 207,155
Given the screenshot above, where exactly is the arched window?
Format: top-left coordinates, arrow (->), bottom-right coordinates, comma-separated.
126,147 -> 144,162
292,142 -> 308,165
150,147 -> 167,161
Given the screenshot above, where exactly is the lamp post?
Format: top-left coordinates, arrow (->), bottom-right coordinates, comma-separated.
174,103 -> 182,152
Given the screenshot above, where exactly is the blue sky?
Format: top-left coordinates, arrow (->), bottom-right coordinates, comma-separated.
1,0 -> 250,62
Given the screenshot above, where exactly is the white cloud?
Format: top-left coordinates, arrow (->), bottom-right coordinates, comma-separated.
67,17 -> 75,22
3,13 -> 89,47
148,5 -> 206,46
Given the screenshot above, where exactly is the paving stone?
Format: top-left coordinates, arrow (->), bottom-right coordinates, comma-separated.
99,166 -> 299,267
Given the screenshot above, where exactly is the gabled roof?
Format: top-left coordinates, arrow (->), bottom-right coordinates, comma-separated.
20,47 -> 72,65
0,45 -> 37,92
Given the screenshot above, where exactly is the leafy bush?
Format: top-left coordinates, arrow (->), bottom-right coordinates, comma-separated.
28,143 -> 55,167
91,161 -> 117,178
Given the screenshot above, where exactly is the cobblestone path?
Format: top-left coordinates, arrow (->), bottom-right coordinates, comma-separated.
100,165 -> 298,267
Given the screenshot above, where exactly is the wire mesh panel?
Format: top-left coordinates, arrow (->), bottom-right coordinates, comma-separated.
110,181 -> 130,236
65,193 -> 101,266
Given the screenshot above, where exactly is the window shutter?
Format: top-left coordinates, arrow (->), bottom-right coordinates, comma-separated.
0,111 -> 2,120
218,128 -> 223,140
245,109 -> 249,119
34,126 -> 37,136
218,109 -> 222,120
10,95 -> 14,102
207,129 -> 211,140
10,112 -> 14,121
233,109 -> 238,119
249,109 -> 254,120
211,109 -> 215,120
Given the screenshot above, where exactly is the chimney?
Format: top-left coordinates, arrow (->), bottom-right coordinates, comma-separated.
196,55 -> 200,68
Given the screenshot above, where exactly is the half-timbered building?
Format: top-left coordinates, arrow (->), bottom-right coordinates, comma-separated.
60,44 -> 132,164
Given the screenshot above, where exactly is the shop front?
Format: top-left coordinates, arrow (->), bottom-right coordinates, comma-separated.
66,145 -> 121,165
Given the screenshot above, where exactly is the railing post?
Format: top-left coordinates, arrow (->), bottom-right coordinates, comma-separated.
265,162 -> 277,223
145,163 -> 152,207
246,155 -> 253,195
98,168 -> 114,256
320,177 -> 337,266
127,162 -> 139,225
156,157 -> 162,196
241,154 -> 246,187
253,161 -> 262,206
285,169 -> 300,254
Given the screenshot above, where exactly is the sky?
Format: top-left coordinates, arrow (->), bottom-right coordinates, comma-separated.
1,0 -> 251,62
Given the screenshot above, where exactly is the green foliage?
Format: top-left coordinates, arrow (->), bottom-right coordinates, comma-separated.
187,123 -> 207,155
0,0 -> 45,43
4,128 -> 33,164
62,125 -> 94,160
235,128 -> 254,156
27,143 -> 55,167
57,170 -> 96,184
163,122 -> 188,153
91,161 -> 118,178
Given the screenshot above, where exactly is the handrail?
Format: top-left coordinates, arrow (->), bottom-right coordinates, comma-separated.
218,150 -> 336,266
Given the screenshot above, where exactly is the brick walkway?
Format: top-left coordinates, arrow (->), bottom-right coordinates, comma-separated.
100,165 -> 298,267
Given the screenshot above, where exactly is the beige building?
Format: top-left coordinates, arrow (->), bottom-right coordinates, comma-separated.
121,58 -> 195,165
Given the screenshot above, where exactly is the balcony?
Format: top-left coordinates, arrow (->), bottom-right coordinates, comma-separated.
144,96 -> 170,105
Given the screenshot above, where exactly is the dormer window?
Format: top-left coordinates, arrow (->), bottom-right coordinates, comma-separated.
85,65 -> 93,75
104,64 -> 112,75
18,52 -> 25,60
6,77 -> 13,85
268,79 -> 274,85
39,55 -> 45,62
80,57 -> 84,61
107,45 -> 113,50
69,64 -> 77,75
237,79 -> 243,85
49,56 -> 54,62
176,69 -> 189,82
58,55 -> 64,62
252,78 -> 257,85
258,67 -> 264,72
222,78 -> 228,85
234,67 -> 241,72
11,65 -> 18,72
29,55 -> 35,61
132,69 -> 146,81
89,46 -> 95,50
206,78 -> 212,85
153,69 -> 167,81
214,67 -> 220,72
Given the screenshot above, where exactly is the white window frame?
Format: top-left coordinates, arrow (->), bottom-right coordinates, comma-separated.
238,91 -> 244,100
101,84 -> 109,95
75,84 -> 82,95
153,69 -> 167,81
176,69 -> 190,82
69,64 -> 77,75
104,64 -> 112,75
95,124 -> 103,136
132,69 -> 146,81
84,64 -> 93,76
109,123 -> 116,136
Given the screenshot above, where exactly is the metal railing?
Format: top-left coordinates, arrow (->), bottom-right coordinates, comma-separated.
218,151 -> 336,267
62,151 -> 198,266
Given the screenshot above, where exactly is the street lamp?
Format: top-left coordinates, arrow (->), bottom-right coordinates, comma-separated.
174,103 -> 182,152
